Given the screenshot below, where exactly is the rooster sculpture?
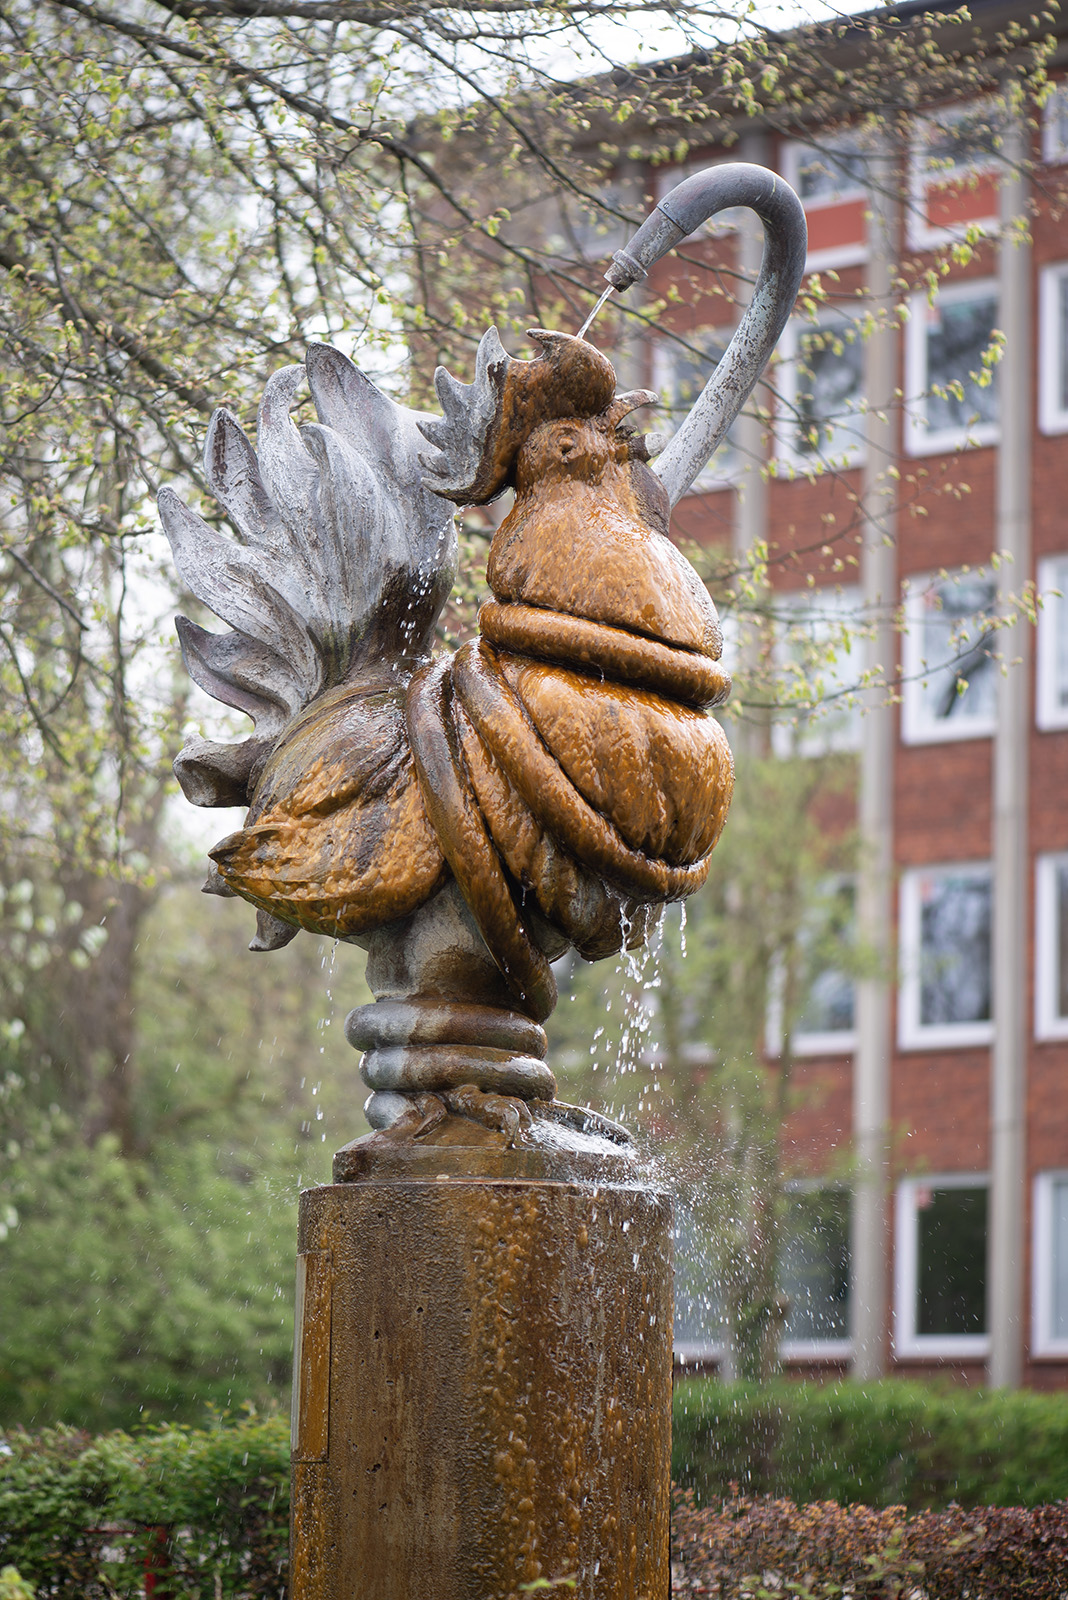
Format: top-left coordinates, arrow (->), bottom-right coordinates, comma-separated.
160,164 -> 806,1147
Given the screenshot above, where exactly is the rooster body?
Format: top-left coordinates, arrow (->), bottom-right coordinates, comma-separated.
161,329 -> 732,1044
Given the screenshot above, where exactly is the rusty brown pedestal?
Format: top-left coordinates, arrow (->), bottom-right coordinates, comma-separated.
290,1118 -> 672,1600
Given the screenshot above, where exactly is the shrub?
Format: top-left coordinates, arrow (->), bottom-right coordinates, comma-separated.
3,1406 -> 1068,1597
672,1379 -> 1068,1509
671,1490 -> 1068,1598
0,1417 -> 289,1598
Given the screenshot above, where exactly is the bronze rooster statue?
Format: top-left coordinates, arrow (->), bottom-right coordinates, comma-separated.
160,163 -> 806,1148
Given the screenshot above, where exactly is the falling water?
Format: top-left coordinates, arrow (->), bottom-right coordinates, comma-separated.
576,284 -> 616,341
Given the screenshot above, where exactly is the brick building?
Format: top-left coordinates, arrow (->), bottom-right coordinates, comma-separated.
546,0 -> 1068,1387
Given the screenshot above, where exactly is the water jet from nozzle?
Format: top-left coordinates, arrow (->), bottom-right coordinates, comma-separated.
576,284 -> 615,342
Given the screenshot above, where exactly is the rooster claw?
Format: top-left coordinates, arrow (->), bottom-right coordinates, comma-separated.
442,1083 -> 534,1147
371,1092 -> 449,1144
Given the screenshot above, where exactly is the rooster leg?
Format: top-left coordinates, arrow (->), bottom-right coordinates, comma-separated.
442,1083 -> 534,1147
369,1091 -> 449,1144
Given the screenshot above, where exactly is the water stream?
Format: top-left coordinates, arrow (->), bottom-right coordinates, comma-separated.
576,283 -> 615,341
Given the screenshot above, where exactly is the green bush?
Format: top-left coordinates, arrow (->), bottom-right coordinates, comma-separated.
672,1378 -> 1068,1509
0,1416 -> 289,1597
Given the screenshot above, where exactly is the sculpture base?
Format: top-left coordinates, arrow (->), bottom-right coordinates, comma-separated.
291,1130 -> 672,1600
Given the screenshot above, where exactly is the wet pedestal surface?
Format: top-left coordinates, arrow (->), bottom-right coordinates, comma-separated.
290,1120 -> 672,1600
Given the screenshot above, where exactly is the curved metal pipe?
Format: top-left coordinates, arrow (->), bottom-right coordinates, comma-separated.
605,163 -> 807,508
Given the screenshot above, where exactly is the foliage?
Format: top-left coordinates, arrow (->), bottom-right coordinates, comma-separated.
0,1417 -> 289,1598
671,1490 -> 1068,1599
0,883 -> 364,1432
673,1379 -> 1068,1511
4,1412 -> 1068,1597
0,1572 -> 34,1600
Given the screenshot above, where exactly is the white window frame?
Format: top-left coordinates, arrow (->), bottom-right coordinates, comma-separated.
1039,264 -> 1068,436
894,1174 -> 991,1359
777,312 -> 867,472
765,872 -> 858,1057
898,862 -> 994,1051
900,569 -> 998,746
780,134 -> 869,271
904,279 -> 1001,457
652,329 -> 741,492
1033,1170 -> 1068,1357
772,586 -> 865,760
780,1178 -> 853,1363
1035,852 -> 1068,1041
1036,554 -> 1068,731
1042,83 -> 1068,166
907,100 -> 1001,252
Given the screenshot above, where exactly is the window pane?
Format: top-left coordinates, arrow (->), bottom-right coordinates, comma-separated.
1053,1179 -> 1068,1341
925,106 -> 1001,176
797,142 -> 866,202
793,321 -> 864,460
924,292 -> 999,436
775,587 -> 864,756
1045,556 -> 1068,715
919,870 -> 992,1026
797,880 -> 856,1035
916,573 -> 997,727
916,1184 -> 987,1336
659,330 -> 738,480
1048,88 -> 1068,162
564,182 -> 632,258
1059,276 -> 1068,414
673,1209 -> 723,1349
1058,863 -> 1068,1022
781,1189 -> 851,1342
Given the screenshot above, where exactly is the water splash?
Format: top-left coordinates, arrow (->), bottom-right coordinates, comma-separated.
576,284 -> 615,342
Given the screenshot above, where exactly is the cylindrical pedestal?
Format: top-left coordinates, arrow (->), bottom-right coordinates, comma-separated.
290,1141 -> 672,1600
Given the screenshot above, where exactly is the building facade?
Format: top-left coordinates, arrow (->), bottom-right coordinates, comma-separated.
570,3 -> 1068,1387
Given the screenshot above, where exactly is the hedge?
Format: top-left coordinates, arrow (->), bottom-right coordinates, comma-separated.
3,1390 -> 1068,1596
0,1417 -> 289,1597
671,1491 -> 1068,1598
673,1379 -> 1068,1509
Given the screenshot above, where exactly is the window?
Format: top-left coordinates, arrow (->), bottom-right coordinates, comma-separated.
1034,1172 -> 1068,1357
773,586 -> 865,758
784,134 -> 867,207
1039,265 -> 1068,435
1042,84 -> 1068,166
1037,555 -> 1068,730
778,315 -> 866,469
794,880 -> 856,1052
767,877 -> 858,1058
899,863 -> 993,1050
901,570 -> 998,744
907,101 -> 1002,250
562,180 -> 635,260
780,132 -> 869,270
673,1188 -> 852,1364
1035,854 -> 1068,1040
654,329 -> 740,489
672,1207 -> 723,1363
780,1185 -> 852,1358
895,1175 -> 989,1358
904,281 -> 1000,455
